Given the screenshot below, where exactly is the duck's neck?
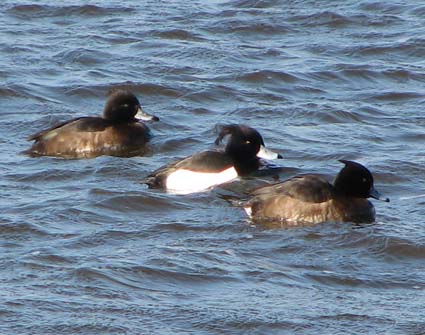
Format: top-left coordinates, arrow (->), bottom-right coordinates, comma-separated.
233,157 -> 260,176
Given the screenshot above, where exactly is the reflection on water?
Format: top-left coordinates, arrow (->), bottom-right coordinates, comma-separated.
0,0 -> 424,334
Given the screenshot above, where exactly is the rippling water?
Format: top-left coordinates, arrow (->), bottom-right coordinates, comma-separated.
1,1 -> 424,334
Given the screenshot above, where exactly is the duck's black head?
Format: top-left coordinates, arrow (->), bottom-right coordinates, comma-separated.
334,160 -> 389,201
214,124 -> 281,174
103,90 -> 159,123
215,124 -> 263,160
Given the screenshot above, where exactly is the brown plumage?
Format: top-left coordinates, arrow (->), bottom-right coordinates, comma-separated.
243,160 -> 389,225
25,90 -> 158,158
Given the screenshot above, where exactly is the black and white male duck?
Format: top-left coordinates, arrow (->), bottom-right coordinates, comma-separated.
144,124 -> 282,194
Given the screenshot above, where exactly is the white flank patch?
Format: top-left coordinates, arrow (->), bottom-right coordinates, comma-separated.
243,206 -> 252,217
43,130 -> 58,140
165,167 -> 238,194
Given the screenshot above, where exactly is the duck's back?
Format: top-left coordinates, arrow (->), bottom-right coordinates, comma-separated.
27,117 -> 150,158
252,175 -> 333,202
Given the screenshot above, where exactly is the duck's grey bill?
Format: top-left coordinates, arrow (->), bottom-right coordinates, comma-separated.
136,107 -> 159,121
370,186 -> 390,202
257,145 -> 282,160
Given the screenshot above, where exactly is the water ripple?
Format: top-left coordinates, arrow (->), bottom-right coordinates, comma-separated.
7,4 -> 135,18
1,0 -> 424,333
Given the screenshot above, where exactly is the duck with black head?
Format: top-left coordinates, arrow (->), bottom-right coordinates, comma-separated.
25,89 -> 159,158
243,160 -> 389,225
144,124 -> 282,194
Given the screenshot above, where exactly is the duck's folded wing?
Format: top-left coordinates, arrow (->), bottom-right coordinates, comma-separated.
174,151 -> 233,172
27,117 -> 110,141
251,174 -> 333,203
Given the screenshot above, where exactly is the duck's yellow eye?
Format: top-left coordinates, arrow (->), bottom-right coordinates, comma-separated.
245,140 -> 251,144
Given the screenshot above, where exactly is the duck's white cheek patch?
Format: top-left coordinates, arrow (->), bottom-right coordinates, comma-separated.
165,167 -> 238,194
